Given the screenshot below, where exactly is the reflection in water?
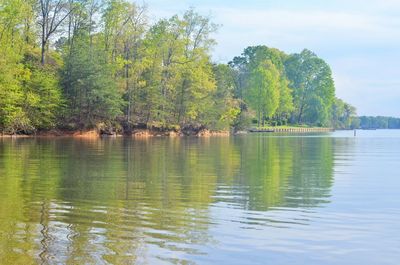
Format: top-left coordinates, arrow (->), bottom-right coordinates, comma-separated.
0,135 -> 335,264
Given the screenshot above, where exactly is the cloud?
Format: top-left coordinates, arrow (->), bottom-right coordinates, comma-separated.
212,7 -> 400,53
143,0 -> 400,116
332,56 -> 400,117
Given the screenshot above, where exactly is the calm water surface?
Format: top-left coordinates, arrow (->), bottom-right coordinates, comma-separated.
0,130 -> 399,264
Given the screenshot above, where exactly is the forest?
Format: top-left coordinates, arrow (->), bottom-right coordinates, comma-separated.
0,0 -> 359,135
358,116 -> 400,129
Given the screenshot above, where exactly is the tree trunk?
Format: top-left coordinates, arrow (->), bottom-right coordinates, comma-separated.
297,104 -> 304,124
177,79 -> 188,124
262,112 -> 265,127
41,39 -> 46,65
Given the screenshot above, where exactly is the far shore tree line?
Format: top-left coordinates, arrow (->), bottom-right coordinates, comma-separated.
0,0 -> 393,135
357,116 -> 400,129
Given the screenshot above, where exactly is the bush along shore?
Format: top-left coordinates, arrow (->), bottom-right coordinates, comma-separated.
1,1 -> 360,136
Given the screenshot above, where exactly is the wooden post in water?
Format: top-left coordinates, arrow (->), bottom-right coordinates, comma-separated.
354,129 -> 357,137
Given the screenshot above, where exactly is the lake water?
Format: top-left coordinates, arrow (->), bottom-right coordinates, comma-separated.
0,130 -> 399,265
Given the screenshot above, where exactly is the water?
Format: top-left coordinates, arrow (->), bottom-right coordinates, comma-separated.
0,130 -> 399,265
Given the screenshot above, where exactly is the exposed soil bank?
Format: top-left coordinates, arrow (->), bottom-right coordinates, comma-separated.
0,128 -> 231,138
0,126 -> 335,138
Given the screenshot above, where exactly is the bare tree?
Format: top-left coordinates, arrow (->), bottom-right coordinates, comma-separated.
38,0 -> 74,65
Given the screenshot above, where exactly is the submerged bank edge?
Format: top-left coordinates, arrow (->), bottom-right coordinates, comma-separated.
0,127 -> 337,138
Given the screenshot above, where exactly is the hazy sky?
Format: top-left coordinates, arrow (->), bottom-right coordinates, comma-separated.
142,0 -> 400,116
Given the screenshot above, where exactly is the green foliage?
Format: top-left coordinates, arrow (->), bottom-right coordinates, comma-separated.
284,49 -> 335,126
131,9 -> 221,129
24,63 -> 63,130
0,0 -> 62,134
228,46 -> 358,129
246,60 -> 280,125
276,78 -> 294,124
230,46 -> 295,127
207,64 -> 240,130
61,34 -> 123,128
331,97 -> 357,129
359,116 -> 400,129
0,0 -> 357,133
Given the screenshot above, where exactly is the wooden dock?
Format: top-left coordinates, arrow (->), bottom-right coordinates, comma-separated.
249,129 -> 275,133
249,127 -> 334,133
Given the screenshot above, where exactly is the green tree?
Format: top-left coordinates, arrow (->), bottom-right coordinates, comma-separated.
62,39 -> 123,129
136,9 -> 218,129
0,0 -> 62,134
229,46 -> 293,127
0,0 -> 351,134
60,13 -> 123,129
22,51 -> 63,131
246,60 -> 280,127
285,49 -> 335,126
175,9 -> 218,126
207,64 -> 240,130
331,97 -> 357,129
102,0 -> 148,128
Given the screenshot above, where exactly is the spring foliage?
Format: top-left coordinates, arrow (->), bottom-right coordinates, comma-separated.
0,0 -> 356,133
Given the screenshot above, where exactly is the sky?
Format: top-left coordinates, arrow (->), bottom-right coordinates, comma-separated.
141,0 -> 400,117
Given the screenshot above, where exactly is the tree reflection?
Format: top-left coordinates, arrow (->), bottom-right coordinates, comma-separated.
0,135 -> 336,264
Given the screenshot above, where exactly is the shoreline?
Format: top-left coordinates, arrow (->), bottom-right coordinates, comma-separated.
0,127 -> 336,138
0,129 -> 231,138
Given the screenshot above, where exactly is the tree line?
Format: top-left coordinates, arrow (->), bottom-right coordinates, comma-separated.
0,0 -> 359,134
358,116 -> 400,129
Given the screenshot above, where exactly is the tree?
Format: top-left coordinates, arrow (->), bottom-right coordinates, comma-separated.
0,1 -> 350,134
331,97 -> 357,129
359,116 -> 400,129
59,2 -> 124,129
22,51 -> 64,131
38,0 -> 74,65
246,60 -> 280,127
285,49 -> 335,126
135,9 -> 218,129
61,36 -> 123,128
275,78 -> 294,125
102,0 -> 148,127
175,9 -> 218,126
205,64 -> 240,130
229,46 -> 293,127
0,0 -> 63,134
